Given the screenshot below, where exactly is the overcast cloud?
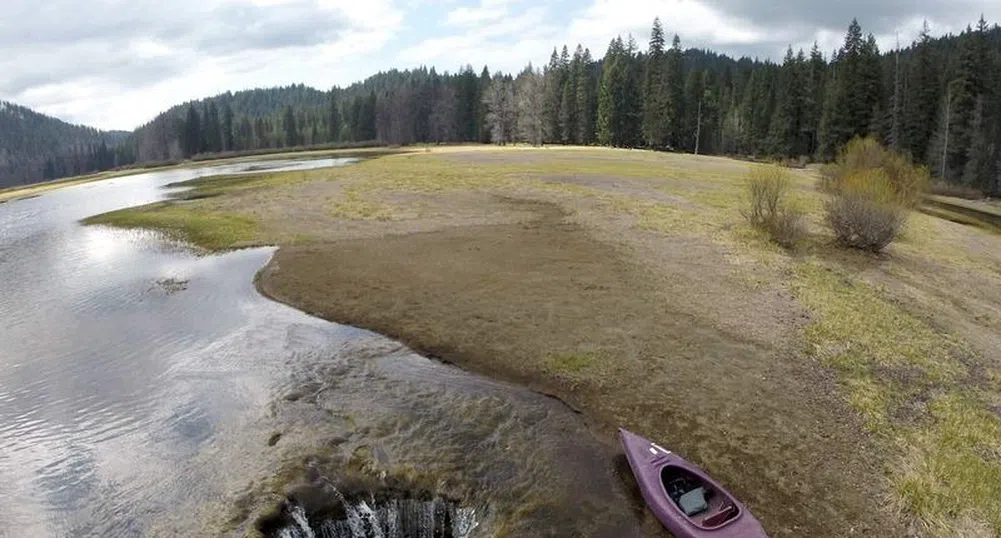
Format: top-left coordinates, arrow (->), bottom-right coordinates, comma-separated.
1,0 -> 994,130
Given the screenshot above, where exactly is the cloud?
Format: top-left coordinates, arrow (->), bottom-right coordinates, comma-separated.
0,0 -> 402,129
0,0 -> 993,130
445,0 -> 512,25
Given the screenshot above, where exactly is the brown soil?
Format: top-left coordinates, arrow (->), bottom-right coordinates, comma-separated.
256,196 -> 901,537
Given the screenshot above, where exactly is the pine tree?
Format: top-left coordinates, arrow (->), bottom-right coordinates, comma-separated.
183,105 -> 202,157
597,38 -> 621,146
818,19 -> 883,158
205,102 -> 222,153
283,105 -> 298,147
642,18 -> 670,148
803,43 -> 826,155
768,48 -> 807,156
328,93 -> 342,143
472,66 -> 490,143
665,35 -> 686,147
942,19 -> 990,180
903,22 -> 940,162
455,66 -> 480,141
222,104 -> 235,151
963,96 -> 993,188
575,48 -> 597,145
543,49 -> 564,143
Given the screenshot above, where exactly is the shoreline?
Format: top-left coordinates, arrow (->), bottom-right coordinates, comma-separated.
80,147 -> 1001,537
0,146 -> 405,204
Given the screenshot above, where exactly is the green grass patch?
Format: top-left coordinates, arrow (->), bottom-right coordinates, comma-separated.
791,260 -> 1001,535
544,352 -> 598,374
83,202 -> 259,251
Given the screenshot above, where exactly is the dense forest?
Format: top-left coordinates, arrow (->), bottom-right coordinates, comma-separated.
6,16 -> 1001,195
0,102 -> 130,188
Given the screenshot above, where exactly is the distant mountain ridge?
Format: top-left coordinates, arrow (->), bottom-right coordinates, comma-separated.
0,101 -> 130,188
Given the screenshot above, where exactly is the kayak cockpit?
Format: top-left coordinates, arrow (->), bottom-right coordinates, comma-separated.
661,465 -> 741,529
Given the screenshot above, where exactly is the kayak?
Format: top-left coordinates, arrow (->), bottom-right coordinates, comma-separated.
618,428 -> 768,538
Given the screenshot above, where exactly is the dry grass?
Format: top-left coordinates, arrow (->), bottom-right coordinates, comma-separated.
81,145 -> 1001,537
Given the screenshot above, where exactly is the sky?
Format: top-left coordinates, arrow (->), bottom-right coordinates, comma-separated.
1,0 -> 995,131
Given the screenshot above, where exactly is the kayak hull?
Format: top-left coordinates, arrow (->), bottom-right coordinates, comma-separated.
618,428 -> 768,538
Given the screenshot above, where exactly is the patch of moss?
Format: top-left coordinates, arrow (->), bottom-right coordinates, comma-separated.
82,202 -> 260,251
544,351 -> 598,374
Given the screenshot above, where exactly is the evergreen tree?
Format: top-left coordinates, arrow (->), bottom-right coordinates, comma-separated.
183,105 -> 202,157
543,49 -> 564,143
768,48 -> 807,156
665,35 -> 686,147
934,19 -> 991,180
478,66 -> 493,143
597,37 -> 642,147
222,104 -> 235,151
328,93 -> 342,143
963,96 -> 993,188
642,18 -> 670,148
560,49 -> 580,143
283,105 -> 298,147
818,19 -> 883,158
455,66 -> 480,141
903,22 -> 940,162
803,44 -> 826,155
205,102 -> 222,153
575,48 -> 597,145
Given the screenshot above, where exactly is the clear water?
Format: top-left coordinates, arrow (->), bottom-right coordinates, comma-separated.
0,159 -> 355,537
0,159 -> 644,537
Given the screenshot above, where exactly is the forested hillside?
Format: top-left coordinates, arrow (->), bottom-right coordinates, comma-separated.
121,16 -> 1001,195
9,16 -> 1000,194
0,102 -> 131,188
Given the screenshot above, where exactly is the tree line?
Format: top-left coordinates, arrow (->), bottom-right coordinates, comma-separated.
0,101 -> 131,188
9,16 -> 1000,195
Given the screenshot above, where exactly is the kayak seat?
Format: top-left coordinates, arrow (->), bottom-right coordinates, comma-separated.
703,503 -> 738,527
678,487 -> 708,516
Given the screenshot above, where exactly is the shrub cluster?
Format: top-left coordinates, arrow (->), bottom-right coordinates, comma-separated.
744,165 -> 806,249
822,137 -> 928,252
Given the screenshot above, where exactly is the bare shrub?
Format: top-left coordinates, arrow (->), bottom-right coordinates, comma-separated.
743,165 -> 805,248
770,206 -> 807,248
825,170 -> 906,252
744,165 -> 790,227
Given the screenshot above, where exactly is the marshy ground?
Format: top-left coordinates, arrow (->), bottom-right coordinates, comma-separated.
86,146 -> 1001,537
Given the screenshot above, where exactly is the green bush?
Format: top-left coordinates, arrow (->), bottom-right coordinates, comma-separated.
743,165 -> 806,248
825,137 -> 929,208
825,170 -> 906,252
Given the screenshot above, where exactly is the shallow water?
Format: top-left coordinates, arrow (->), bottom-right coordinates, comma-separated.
0,159 -> 643,537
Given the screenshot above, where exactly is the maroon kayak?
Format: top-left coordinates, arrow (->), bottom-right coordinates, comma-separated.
618,428 -> 768,538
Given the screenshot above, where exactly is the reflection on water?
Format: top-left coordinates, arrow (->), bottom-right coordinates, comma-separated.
0,159 -> 354,537
0,158 -> 644,538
